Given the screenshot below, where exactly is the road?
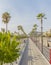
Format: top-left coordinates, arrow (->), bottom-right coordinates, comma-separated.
19,38 -> 50,65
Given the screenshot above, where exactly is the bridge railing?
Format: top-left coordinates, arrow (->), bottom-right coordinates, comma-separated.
30,37 -> 51,64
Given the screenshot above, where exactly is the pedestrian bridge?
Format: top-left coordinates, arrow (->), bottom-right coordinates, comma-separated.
19,38 -> 50,65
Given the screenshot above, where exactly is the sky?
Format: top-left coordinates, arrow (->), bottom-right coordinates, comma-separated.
0,0 -> 51,33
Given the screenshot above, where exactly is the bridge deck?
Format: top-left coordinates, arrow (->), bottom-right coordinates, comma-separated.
20,38 -> 50,65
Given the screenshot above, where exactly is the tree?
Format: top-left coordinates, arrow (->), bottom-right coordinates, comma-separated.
2,12 -> 11,33
33,24 -> 38,36
1,28 -> 5,33
29,24 -> 38,37
33,24 -> 38,45
0,32 -> 20,65
37,13 -> 46,53
33,24 -> 38,31
17,25 -> 27,37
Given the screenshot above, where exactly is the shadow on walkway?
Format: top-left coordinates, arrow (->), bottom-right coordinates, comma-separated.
19,40 -> 28,65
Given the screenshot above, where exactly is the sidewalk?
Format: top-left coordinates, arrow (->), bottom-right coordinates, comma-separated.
20,38 -> 50,65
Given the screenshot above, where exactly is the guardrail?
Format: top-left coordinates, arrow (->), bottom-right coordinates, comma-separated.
43,46 -> 49,61
31,37 -> 51,64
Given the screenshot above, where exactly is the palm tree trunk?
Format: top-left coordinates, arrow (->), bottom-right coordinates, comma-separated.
36,32 -> 37,46
41,18 -> 43,53
6,23 -> 8,33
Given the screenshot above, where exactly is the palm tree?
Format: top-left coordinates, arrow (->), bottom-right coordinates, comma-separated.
33,24 -> 38,31
2,12 -> 11,33
37,13 -> 46,53
33,24 -> 38,45
1,28 -> 5,33
29,24 -> 38,37
17,25 -> 27,36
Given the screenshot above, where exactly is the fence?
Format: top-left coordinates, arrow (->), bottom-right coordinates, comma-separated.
31,37 -> 51,64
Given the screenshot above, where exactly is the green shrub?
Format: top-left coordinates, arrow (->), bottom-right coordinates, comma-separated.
0,32 -> 20,65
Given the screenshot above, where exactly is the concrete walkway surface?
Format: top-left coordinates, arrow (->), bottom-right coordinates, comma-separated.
20,38 -> 50,65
